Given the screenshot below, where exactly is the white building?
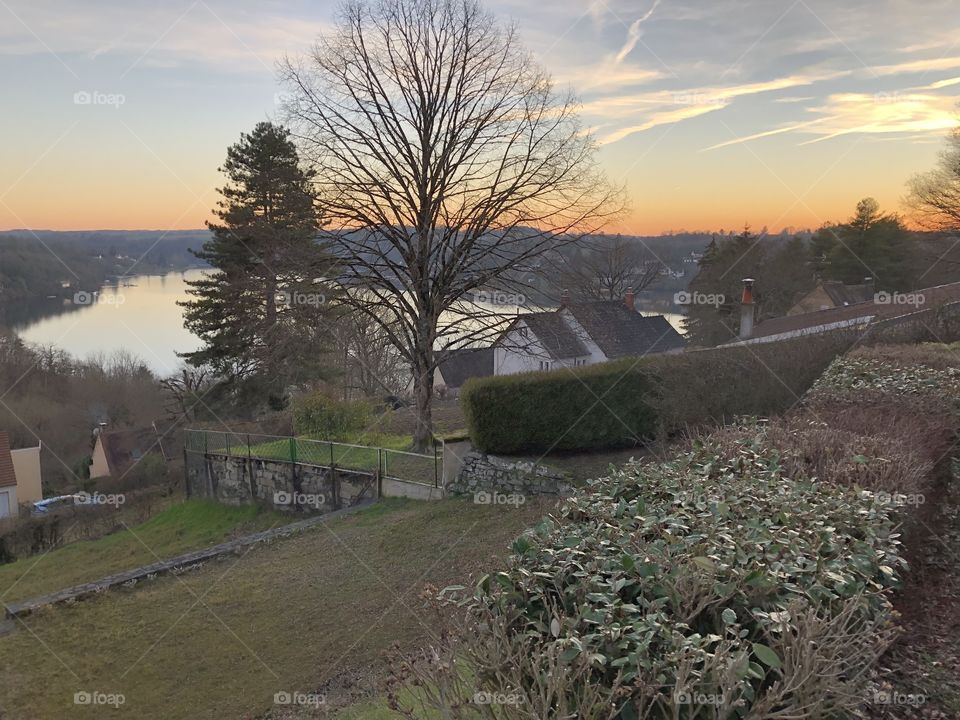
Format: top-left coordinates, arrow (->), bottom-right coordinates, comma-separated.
493,294 -> 686,375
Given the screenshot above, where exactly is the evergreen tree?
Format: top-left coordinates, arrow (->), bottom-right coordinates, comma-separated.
812,198 -> 916,291
180,122 -> 335,409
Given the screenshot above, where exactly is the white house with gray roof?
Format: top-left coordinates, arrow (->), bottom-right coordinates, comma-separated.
493,293 -> 686,376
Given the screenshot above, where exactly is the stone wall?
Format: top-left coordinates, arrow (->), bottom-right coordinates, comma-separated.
185,452 -> 377,513
447,451 -> 572,498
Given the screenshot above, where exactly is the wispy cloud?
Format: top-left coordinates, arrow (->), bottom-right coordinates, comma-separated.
613,0 -> 661,65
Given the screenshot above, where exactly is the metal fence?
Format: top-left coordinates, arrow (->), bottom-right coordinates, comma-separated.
185,429 -> 441,487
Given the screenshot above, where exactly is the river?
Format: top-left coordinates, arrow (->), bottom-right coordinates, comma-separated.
14,270 -> 686,377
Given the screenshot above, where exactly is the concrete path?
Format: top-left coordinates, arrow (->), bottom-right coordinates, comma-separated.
3,500 -> 376,620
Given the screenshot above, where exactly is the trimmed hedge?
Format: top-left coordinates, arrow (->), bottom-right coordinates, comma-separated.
462,332 -> 854,454
460,358 -> 658,454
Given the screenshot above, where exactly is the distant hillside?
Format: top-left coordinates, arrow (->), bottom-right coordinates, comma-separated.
0,230 -> 211,327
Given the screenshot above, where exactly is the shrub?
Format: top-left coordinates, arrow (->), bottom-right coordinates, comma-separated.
292,392 -> 372,440
397,433 -> 903,718
462,331 -> 852,454
707,417 -> 931,497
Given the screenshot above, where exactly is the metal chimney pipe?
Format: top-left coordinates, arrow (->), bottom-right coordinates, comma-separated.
739,278 -> 755,339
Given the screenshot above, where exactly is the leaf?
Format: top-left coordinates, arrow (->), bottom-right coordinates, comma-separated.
692,556 -> 716,573
550,618 -> 561,637
752,643 -> 782,669
721,608 -> 737,625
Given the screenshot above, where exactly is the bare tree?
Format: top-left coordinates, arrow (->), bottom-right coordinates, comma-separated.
906,122 -> 960,232
554,235 -> 661,302
333,306 -> 410,399
281,0 -> 621,450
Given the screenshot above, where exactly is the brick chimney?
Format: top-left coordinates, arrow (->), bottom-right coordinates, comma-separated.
624,287 -> 635,312
739,278 -> 755,339
560,289 -> 570,307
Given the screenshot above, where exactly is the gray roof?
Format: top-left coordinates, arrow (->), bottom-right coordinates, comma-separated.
564,301 -> 687,357
821,281 -> 875,307
504,312 -> 590,360
437,348 -> 494,388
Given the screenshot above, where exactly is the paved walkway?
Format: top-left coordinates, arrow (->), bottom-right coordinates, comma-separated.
3,500 -> 376,620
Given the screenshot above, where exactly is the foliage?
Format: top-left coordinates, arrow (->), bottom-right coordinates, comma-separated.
682,227 -> 816,346
180,121 -> 336,410
396,435 -> 903,719
463,332 -> 851,454
811,198 -> 915,290
462,358 -> 659,454
292,392 -> 373,440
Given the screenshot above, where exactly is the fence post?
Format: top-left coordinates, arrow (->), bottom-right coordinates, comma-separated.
290,437 -> 297,464
377,447 -> 383,498
226,432 -> 231,457
329,442 -> 340,510
435,441 -> 441,489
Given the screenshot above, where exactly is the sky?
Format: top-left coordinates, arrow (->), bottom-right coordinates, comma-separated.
0,0 -> 958,236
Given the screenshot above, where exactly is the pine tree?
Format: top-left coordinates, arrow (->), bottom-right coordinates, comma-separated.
180,122 -> 335,409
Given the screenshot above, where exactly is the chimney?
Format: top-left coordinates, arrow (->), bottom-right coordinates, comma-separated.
560,289 -> 570,308
739,278 -> 755,340
864,276 -> 875,297
624,287 -> 635,312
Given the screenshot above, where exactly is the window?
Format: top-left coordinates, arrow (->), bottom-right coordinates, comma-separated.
0,490 -> 10,519
518,326 -> 528,339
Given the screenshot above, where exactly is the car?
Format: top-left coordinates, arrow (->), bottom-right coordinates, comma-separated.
30,494 -> 84,515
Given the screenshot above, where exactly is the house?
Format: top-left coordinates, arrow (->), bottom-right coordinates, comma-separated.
435,347 -> 494,397
727,280 -> 960,346
787,279 -> 875,315
90,426 -> 169,479
494,291 -> 686,375
0,431 -> 42,519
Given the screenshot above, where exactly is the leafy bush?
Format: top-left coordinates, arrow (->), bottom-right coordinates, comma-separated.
462,332 -> 852,454
396,433 -> 903,718
708,417 -> 931,496
292,392 -> 372,440
461,359 -> 659,454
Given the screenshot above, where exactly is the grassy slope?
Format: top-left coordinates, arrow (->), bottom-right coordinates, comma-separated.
0,497 -> 553,719
0,500 -> 290,605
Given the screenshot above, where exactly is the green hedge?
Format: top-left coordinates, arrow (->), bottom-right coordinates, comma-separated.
461,359 -> 659,454
463,332 -> 854,454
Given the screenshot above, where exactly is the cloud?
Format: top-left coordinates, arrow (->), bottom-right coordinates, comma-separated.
589,71 -> 849,143
613,0 -> 661,65
872,56 -> 960,77
707,91 -> 958,150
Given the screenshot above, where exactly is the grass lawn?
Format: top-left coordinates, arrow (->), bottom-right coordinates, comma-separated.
0,497 -> 555,719
0,500 -> 290,606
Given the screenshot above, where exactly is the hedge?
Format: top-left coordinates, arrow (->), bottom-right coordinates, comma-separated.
462,331 -> 854,454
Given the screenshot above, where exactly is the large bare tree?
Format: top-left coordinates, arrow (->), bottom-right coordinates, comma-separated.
281,0 -> 620,450
906,122 -> 960,233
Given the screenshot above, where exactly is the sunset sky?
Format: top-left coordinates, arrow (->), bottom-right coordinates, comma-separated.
1,0 -> 958,235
